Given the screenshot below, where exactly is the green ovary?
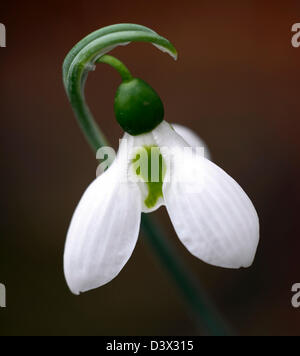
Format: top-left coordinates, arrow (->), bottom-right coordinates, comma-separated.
132,145 -> 166,209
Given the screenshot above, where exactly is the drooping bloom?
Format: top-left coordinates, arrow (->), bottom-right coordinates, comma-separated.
64,120 -> 259,295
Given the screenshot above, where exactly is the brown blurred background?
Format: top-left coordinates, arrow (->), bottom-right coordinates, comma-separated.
1,0 -> 300,336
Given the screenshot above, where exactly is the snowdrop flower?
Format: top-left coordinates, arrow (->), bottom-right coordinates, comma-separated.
64,77 -> 259,295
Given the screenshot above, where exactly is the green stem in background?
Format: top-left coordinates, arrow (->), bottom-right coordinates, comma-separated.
63,24 -> 231,335
141,214 -> 231,336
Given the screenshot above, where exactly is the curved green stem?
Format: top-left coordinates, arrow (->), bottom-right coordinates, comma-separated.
63,24 -> 161,86
63,24 -> 231,335
97,55 -> 132,81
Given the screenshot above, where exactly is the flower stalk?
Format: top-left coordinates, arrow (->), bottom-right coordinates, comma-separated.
97,55 -> 133,81
63,24 -> 231,335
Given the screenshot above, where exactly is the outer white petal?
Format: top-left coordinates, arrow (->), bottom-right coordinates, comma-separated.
172,123 -> 211,160
153,121 -> 259,269
64,145 -> 142,294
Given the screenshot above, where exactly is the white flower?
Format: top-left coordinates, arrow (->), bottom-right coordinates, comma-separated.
64,121 -> 259,294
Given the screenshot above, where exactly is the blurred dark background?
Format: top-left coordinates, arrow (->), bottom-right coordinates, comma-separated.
1,0 -> 300,336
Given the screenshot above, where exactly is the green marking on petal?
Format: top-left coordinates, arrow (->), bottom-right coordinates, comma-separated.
132,145 -> 165,209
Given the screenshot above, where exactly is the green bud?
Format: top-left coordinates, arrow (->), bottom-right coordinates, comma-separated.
114,78 -> 164,135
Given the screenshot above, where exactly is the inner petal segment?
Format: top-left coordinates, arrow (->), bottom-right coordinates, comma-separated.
132,145 -> 165,210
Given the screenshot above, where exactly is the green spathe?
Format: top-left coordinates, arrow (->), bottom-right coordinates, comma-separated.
132,145 -> 165,209
114,78 -> 164,135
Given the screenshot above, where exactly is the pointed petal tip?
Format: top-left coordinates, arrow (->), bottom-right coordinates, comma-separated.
64,262 -> 116,295
64,266 -> 82,295
209,222 -> 259,270
69,287 -> 80,296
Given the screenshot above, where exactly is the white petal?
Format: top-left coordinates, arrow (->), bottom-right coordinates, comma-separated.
153,121 -> 189,147
64,147 -> 142,294
153,121 -> 259,268
172,123 -> 211,160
